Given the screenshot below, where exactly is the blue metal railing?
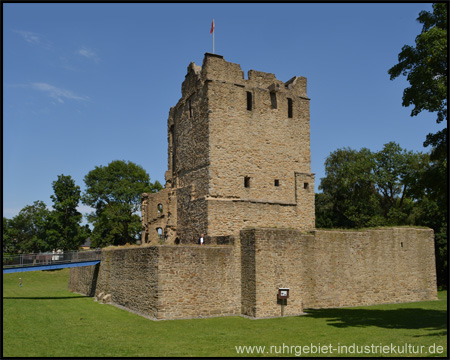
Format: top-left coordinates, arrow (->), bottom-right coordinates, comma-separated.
3,250 -> 102,269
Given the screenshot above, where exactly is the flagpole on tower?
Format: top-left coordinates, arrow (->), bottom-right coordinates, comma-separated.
210,19 -> 215,54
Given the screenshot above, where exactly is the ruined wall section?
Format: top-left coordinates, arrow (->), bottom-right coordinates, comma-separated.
170,63 -> 212,242
172,67 -> 209,180
69,244 -> 241,320
97,247 -> 160,318
241,228 -> 306,318
69,227 -> 437,320
200,53 -> 245,84
69,247 -> 160,318
306,228 -> 438,308
157,244 -> 241,320
67,262 -> 99,297
141,190 -> 171,244
240,227 -> 438,318
143,61 -> 211,244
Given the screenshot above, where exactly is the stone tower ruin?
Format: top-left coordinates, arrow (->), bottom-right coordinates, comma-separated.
142,53 -> 315,244
70,53 -> 437,320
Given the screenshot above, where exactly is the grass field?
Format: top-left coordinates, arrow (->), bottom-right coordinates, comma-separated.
3,269 -> 447,357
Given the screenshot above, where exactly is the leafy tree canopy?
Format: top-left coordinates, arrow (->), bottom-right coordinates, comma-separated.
47,174 -> 87,251
317,142 -> 429,229
3,217 -> 16,253
7,201 -> 52,253
316,142 -> 447,287
388,3 -> 447,157
387,5 -> 447,286
82,160 -> 161,247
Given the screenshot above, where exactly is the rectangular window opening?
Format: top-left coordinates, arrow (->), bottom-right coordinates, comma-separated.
270,92 -> 277,109
247,92 -> 253,111
304,182 -> 309,190
274,179 -> 280,187
188,99 -> 192,118
244,176 -> 251,188
288,98 -> 293,118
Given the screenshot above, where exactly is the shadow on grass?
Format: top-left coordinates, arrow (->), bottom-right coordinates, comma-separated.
413,330 -> 447,338
305,308 -> 447,332
3,296 -> 87,300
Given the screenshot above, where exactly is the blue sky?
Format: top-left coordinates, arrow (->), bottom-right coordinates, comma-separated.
3,3 -> 444,223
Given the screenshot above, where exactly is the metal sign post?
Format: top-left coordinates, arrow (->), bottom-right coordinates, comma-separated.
278,288 -> 290,317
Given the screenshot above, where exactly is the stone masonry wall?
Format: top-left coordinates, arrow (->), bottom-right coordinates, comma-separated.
175,187 -> 208,243
67,262 -> 99,297
69,227 -> 437,320
156,245 -> 241,320
69,244 -> 240,320
167,63 -> 210,243
141,189 -> 170,244
306,228 -> 438,308
205,56 -> 314,238
207,75 -> 311,202
241,228 -> 306,318
240,227 -> 437,316
69,246 -> 160,318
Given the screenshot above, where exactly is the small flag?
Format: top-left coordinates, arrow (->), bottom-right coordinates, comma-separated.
210,19 -> 215,34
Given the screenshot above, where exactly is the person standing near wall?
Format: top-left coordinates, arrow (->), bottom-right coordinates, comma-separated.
198,234 -> 205,245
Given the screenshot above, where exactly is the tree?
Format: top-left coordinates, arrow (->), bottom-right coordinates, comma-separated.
411,195 -> 448,288
317,147 -> 382,228
388,3 -> 447,211
388,3 -> 447,287
373,142 -> 429,225
47,174 -> 87,251
8,201 -> 52,253
316,143 -> 429,229
82,160 -> 161,247
316,142 -> 447,287
3,217 -> 16,253
388,3 -> 447,157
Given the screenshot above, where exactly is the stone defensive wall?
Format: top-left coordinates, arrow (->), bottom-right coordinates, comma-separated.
69,241 -> 241,320
69,227 -> 437,320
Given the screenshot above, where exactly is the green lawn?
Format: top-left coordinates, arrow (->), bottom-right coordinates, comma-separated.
3,269 -> 447,357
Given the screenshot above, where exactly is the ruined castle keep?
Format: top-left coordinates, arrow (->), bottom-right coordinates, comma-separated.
141,53 -> 314,244
69,53 -> 438,320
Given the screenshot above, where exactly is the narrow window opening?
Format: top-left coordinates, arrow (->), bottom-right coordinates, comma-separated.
247,92 -> 253,111
274,179 -> 280,187
400,242 -> 403,248
156,228 -> 164,241
304,182 -> 309,190
288,98 -> 293,118
244,176 -> 251,188
157,204 -> 163,214
188,99 -> 192,118
270,92 -> 277,109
